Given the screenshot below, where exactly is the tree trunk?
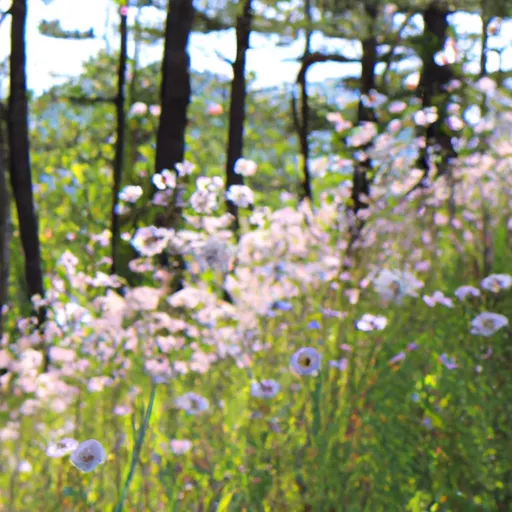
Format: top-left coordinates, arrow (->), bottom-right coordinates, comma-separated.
0,102 -> 11,340
154,0 -> 194,288
225,0 -> 253,230
110,8 -> 128,275
351,4 -> 377,216
415,3 -> 456,181
155,0 -> 194,178
7,0 -> 45,315
297,0 -> 313,202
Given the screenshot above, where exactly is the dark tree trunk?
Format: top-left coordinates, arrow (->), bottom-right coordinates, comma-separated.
110,8 -> 128,276
155,0 -> 193,178
0,102 -> 11,340
297,0 -> 313,202
154,0 -> 194,288
415,3 -> 456,182
351,4 -> 377,215
225,0 -> 253,230
7,0 -> 45,314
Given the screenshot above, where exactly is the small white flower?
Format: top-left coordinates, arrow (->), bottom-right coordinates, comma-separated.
118,185 -> 143,203
470,312 -> 508,337
356,313 -> 387,331
226,185 -> 254,208
175,161 -> 195,177
481,274 -> 512,293
234,158 -> 258,177
170,439 -> 193,455
454,285 -> 480,301
152,170 -> 176,190
46,438 -> 79,458
174,392 -> 209,415
290,347 -> 321,376
70,439 -> 106,472
372,268 -> 424,304
250,379 -> 280,399
129,102 -> 148,116
423,291 -> 454,308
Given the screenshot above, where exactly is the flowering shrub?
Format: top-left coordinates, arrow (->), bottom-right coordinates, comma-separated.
1,78 -> 512,511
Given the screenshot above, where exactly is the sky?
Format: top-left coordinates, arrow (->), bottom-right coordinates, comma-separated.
0,0 -> 511,98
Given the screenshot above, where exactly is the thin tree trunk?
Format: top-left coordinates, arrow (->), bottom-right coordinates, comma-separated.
110,8 -> 128,275
225,0 -> 253,230
8,0 -> 45,315
352,4 -> 377,216
297,0 -> 313,202
415,3 -> 456,183
155,0 -> 193,179
0,101 -> 11,340
154,0 -> 194,288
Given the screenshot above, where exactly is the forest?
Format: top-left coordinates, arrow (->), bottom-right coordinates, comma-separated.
0,0 -> 511,510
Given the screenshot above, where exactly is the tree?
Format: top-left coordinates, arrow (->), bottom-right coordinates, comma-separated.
110,5 -> 129,275
7,1 -> 45,313
224,0 -> 254,229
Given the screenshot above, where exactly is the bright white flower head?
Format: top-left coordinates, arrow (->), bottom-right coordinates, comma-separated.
454,285 -> 481,301
118,185 -> 143,203
174,392 -> 209,415
250,379 -> 280,399
46,438 -> 79,458
70,439 -> 106,472
129,102 -> 148,116
234,158 -> 258,177
189,189 -> 218,214
197,176 -> 223,193
152,170 -> 176,190
480,274 -> 512,293
356,313 -> 387,331
470,312 -> 508,337
226,185 -> 254,208
290,347 -> 321,376
372,268 -> 424,304
414,107 -> 438,126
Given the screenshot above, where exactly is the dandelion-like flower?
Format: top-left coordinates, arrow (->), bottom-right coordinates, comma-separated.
470,312 -> 508,337
356,313 -> 387,331
174,392 -> 209,415
250,379 -> 280,399
46,438 -> 79,458
290,347 -> 321,376
480,274 -> 512,293
70,439 -> 106,472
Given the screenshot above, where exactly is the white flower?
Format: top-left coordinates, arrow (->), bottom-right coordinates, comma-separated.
118,185 -> 143,203
170,439 -> 193,455
480,274 -> 512,293
196,176 -> 223,193
174,392 -> 209,415
226,185 -> 254,208
129,102 -> 148,116
372,269 -> 424,304
250,379 -> 280,399
46,438 -> 79,458
70,439 -> 106,472
470,312 -> 508,337
356,313 -> 387,331
152,170 -> 176,190
131,226 -> 172,257
175,160 -> 195,176
423,291 -> 454,308
414,107 -> 438,126
189,189 -> 218,214
290,347 -> 321,376
454,285 -> 481,301
234,158 -> 258,177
